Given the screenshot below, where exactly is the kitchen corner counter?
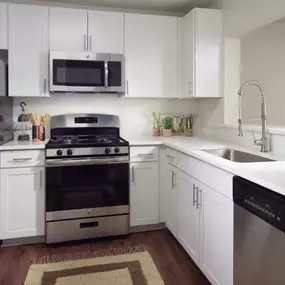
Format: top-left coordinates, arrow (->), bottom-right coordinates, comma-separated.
0,139 -> 48,151
128,135 -> 225,148
129,135 -> 285,197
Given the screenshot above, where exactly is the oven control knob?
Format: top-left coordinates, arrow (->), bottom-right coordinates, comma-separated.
67,149 -> 73,156
114,147 -> 120,153
57,149 -> 63,156
105,148 -> 111,154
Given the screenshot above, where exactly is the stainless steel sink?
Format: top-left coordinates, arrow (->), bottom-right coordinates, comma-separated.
202,149 -> 275,163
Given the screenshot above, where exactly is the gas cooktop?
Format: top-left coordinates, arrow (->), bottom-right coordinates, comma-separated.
45,114 -> 129,158
46,135 -> 128,148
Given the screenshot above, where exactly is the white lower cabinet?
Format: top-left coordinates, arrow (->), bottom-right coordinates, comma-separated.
163,149 -> 233,285
177,171 -> 200,265
175,174 -> 233,285
0,167 -> 45,239
200,183 -> 233,285
130,162 -> 159,227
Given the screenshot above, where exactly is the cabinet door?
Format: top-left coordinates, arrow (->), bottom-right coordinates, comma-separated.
165,164 -> 178,236
177,172 -> 200,265
200,183 -> 233,285
88,11 -> 124,53
179,10 -> 195,98
0,167 -> 45,239
130,162 -> 158,227
159,149 -> 171,223
0,3 -> 7,49
8,4 -> 49,97
50,7 -> 88,51
195,9 -> 222,98
125,14 -> 178,98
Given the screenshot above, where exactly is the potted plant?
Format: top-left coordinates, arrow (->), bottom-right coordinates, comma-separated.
152,112 -> 161,136
162,116 -> 173,137
184,113 -> 198,137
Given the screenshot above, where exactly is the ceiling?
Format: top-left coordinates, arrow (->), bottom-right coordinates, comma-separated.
30,0 -> 214,14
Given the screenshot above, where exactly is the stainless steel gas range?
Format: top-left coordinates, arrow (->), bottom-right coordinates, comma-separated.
45,114 -> 130,244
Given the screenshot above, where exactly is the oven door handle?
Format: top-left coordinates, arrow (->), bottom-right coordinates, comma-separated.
46,158 -> 130,167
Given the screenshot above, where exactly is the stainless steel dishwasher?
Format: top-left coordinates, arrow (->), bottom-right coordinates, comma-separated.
233,176 -> 285,285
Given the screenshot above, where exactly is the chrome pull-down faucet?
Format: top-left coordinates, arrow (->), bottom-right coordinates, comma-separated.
238,80 -> 269,152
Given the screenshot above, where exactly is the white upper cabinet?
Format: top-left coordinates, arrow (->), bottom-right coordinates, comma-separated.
50,9 -> 124,53
50,7 -> 88,51
8,4 -> 49,97
0,167 -> 45,239
179,8 -> 222,98
130,162 -> 159,227
88,11 -> 124,53
125,13 -> 178,98
0,3 -> 7,49
200,183 -> 233,285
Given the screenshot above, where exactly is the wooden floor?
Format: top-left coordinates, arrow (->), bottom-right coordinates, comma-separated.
0,230 -> 210,285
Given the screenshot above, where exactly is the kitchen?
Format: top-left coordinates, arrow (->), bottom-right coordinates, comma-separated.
0,0 -> 285,285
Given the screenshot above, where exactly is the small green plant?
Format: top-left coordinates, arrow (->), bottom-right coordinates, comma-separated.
163,116 -> 173,130
185,113 -> 198,129
152,112 -> 161,129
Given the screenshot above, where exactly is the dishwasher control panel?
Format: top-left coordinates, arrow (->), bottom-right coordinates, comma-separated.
244,196 -> 282,222
233,176 -> 285,233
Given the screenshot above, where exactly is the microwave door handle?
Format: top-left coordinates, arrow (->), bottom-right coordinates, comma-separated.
104,62 -> 108,87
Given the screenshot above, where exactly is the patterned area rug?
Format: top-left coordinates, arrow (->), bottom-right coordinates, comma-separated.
25,250 -> 164,285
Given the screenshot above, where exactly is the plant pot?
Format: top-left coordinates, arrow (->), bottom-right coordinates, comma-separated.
163,129 -> 172,137
184,128 -> 193,137
152,128 -> 160,137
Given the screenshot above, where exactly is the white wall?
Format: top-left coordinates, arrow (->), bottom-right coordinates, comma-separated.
212,0 -> 285,36
196,37 -> 241,129
241,22 -> 285,126
199,1 -> 285,155
13,95 -> 197,138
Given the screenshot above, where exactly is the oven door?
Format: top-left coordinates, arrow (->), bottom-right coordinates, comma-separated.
46,158 -> 130,221
49,52 -> 109,92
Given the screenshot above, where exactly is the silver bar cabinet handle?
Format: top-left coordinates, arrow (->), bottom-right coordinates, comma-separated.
12,158 -> 32,162
136,153 -> 154,157
84,35 -> 87,51
196,188 -> 202,209
172,171 -> 174,189
189,81 -> 193,94
132,166 -> 135,183
89,35 -> 92,51
43,78 -> 47,94
125,80 -> 129,95
40,170 -> 43,188
193,184 -> 196,206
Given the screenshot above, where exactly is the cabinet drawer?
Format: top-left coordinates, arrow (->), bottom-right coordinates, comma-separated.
130,146 -> 159,162
177,152 -> 233,200
46,215 -> 129,244
0,150 -> 45,168
166,147 -> 179,166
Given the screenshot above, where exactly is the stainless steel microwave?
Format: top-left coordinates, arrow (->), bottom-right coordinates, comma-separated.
49,51 -> 125,93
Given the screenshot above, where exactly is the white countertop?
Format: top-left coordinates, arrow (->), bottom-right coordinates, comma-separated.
128,135 -> 285,197
0,139 -> 48,150
2,135 -> 285,197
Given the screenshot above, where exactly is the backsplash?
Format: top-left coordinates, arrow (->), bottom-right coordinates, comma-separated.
13,95 -> 197,138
